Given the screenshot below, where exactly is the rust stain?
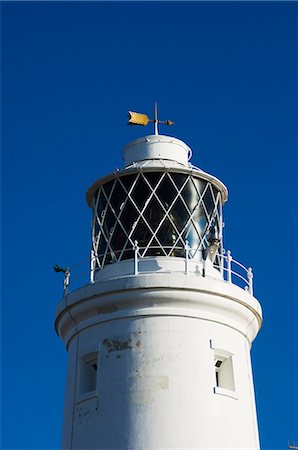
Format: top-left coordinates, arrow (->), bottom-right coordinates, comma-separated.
103,338 -> 132,353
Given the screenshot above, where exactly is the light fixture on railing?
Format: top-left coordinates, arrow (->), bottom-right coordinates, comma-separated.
54,264 -> 70,295
53,264 -> 69,274
202,223 -> 221,263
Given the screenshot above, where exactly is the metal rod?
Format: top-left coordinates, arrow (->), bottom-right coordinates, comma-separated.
63,270 -> 70,296
220,250 -> 224,277
90,249 -> 95,283
184,240 -> 190,274
133,240 -> 139,275
227,250 -> 232,283
202,255 -> 206,278
247,267 -> 253,295
154,102 -> 158,135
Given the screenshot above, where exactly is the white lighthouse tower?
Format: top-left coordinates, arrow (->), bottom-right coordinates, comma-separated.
55,111 -> 262,450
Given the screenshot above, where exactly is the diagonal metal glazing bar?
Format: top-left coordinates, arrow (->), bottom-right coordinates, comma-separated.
202,187 -> 222,240
94,224 -> 110,265
94,230 -> 104,267
148,172 -> 205,257
98,179 -> 120,266
116,173 -> 164,259
95,183 -> 115,267
209,181 -> 219,205
140,172 -> 189,256
116,174 -> 143,260
174,177 -> 211,256
102,174 -> 141,262
94,187 -> 112,268
166,175 -> 211,256
92,187 -> 103,268
119,173 -> 152,261
211,190 -> 224,267
123,172 -> 169,257
211,190 -> 223,246
168,180 -> 221,260
202,187 -> 221,233
93,236 -> 102,268
208,187 -> 223,240
100,177 -> 138,265
95,181 -> 115,243
184,182 -> 222,256
141,175 -> 190,256
168,175 -> 212,251
143,173 -> 198,255
96,221 -> 116,267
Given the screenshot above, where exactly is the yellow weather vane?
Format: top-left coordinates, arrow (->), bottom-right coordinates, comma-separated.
128,103 -> 174,135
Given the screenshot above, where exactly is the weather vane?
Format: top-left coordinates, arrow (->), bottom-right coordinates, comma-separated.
127,102 -> 174,135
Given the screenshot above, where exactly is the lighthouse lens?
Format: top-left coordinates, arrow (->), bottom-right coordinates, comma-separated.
92,171 -> 222,267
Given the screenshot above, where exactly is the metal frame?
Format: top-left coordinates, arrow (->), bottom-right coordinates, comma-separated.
61,244 -> 254,296
91,171 -> 223,268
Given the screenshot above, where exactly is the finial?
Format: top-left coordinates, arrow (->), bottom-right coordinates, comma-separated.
154,102 -> 158,135
127,104 -> 174,134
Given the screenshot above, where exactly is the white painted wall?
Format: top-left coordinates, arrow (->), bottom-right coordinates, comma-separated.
122,134 -> 191,167
56,270 -> 262,450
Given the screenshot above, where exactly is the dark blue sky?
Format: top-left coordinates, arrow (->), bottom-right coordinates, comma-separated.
1,2 -> 297,449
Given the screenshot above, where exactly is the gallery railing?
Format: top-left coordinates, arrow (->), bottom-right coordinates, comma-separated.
56,242 -> 253,297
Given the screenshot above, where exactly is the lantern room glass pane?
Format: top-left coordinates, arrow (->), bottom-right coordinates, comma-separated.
191,207 -> 207,237
203,184 -> 214,215
131,218 -> 152,249
102,206 -> 116,235
145,172 -> 162,188
102,179 -> 115,198
119,174 -> 136,192
131,176 -> 151,210
156,217 -> 177,248
110,223 -> 127,257
97,190 -> 107,216
143,197 -> 164,232
109,180 -> 127,213
185,222 -> 200,249
193,177 -> 206,196
181,178 -> 198,212
92,171 -> 222,267
156,176 -> 178,208
119,201 -> 139,231
169,197 -> 189,233
170,173 -> 187,190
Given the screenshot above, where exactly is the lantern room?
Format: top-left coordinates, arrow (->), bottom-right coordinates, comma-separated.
86,134 -> 227,272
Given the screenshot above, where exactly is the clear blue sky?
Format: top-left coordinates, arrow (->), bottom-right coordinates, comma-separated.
1,2 -> 297,449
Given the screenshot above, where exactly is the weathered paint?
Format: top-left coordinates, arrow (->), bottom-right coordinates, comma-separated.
56,269 -> 261,450
56,135 -> 262,449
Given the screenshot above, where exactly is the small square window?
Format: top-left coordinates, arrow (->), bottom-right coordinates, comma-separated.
214,353 -> 235,392
79,353 -> 98,396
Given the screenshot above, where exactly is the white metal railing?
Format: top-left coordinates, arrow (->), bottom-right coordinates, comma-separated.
213,250 -> 253,296
57,242 -> 254,297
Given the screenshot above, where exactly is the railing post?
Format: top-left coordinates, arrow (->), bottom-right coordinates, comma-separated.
90,249 -> 95,284
202,248 -> 206,277
184,240 -> 190,274
220,249 -> 224,277
247,267 -> 253,295
133,240 -> 139,275
227,250 -> 232,283
63,269 -> 70,296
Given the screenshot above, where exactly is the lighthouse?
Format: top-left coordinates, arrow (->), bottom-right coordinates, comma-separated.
55,110 -> 262,450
